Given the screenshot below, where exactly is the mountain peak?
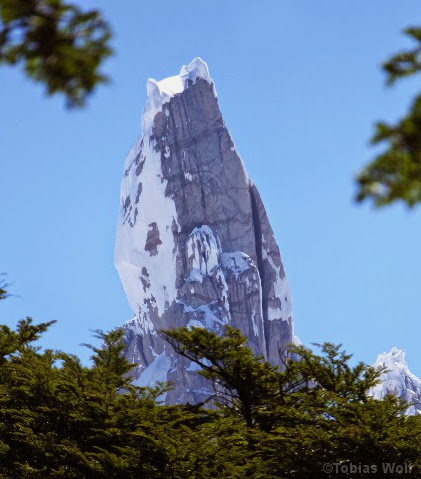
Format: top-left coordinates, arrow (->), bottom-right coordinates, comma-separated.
143,57 -> 214,133
370,347 -> 421,415
116,59 -> 294,404
376,347 -> 406,365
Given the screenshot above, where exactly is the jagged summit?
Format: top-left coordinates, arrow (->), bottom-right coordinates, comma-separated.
147,57 -> 212,97
143,57 -> 214,133
376,347 -> 406,365
370,347 -> 421,415
115,58 -> 294,404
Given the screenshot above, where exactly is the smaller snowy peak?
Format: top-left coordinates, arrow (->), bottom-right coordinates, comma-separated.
375,346 -> 406,365
370,347 -> 421,415
143,57 -> 214,133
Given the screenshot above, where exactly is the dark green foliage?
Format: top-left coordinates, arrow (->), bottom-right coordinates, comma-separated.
0,316 -> 232,478
165,327 -> 421,478
0,275 -> 9,301
357,27 -> 421,207
0,0 -> 112,107
383,28 -> 421,86
290,342 -> 381,401
162,326 -> 285,428
1,308 -> 421,478
0,319 -> 165,478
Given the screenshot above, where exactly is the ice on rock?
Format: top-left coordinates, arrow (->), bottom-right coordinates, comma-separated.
186,225 -> 221,276
262,235 -> 293,323
221,252 -> 254,278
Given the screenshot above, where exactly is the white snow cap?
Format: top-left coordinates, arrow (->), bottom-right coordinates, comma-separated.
375,347 -> 406,365
370,347 -> 421,415
143,57 -> 214,134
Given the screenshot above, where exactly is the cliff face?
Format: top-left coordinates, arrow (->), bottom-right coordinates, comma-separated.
115,58 -> 294,404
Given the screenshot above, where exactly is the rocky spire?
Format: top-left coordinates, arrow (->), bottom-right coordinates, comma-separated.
115,58 -> 294,404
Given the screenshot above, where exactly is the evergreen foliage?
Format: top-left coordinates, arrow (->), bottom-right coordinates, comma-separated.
357,27 -> 421,207
164,326 -> 421,478
0,275 -> 9,301
1,285 -> 421,478
0,0 -> 112,107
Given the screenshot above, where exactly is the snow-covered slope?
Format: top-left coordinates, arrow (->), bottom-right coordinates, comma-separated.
370,347 -> 421,415
115,58 -> 294,404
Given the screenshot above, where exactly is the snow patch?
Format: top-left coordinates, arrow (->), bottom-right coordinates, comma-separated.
187,268 -> 204,283
183,302 -> 227,331
214,267 -> 230,314
133,352 -> 171,390
115,136 -> 180,331
124,316 -> 145,336
186,225 -> 221,275
251,309 -> 259,336
262,235 -> 293,323
187,361 -> 202,372
221,251 -> 253,278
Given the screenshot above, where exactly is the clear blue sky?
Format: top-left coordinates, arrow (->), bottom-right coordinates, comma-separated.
1,1 -> 421,372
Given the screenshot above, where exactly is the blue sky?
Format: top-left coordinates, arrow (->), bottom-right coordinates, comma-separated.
1,0 -> 421,372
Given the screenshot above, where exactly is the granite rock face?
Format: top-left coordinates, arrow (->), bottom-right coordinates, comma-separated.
115,58 -> 294,404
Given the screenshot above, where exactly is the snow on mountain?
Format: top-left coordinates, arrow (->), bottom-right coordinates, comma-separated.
115,58 -> 294,404
142,57 -> 214,134
370,347 -> 421,415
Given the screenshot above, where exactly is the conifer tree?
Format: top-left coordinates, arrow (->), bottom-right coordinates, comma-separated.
2,292 -> 421,479
164,326 -> 421,478
357,27 -> 421,207
0,0 -> 112,106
